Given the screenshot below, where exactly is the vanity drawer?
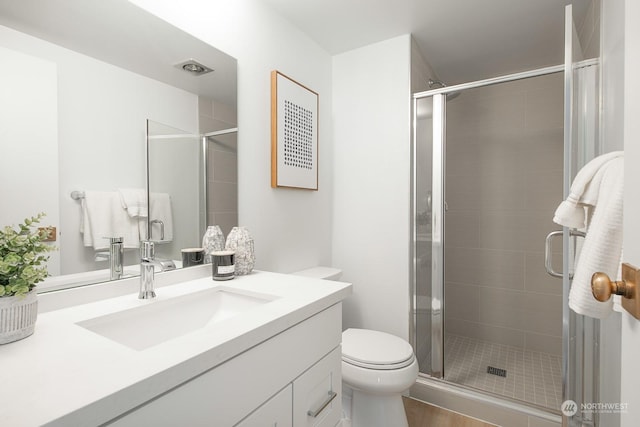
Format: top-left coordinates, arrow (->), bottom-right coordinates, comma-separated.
235,384 -> 292,427
293,346 -> 342,427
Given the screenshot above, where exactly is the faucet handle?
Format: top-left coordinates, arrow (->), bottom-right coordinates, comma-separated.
140,240 -> 155,260
94,251 -> 109,262
139,240 -> 157,300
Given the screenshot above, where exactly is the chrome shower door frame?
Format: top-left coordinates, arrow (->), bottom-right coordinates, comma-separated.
430,93 -> 446,378
411,64 -> 564,380
410,7 -> 601,425
562,5 -> 600,427
410,61 -> 598,426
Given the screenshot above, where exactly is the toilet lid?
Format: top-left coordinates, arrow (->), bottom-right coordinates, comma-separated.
342,328 -> 415,370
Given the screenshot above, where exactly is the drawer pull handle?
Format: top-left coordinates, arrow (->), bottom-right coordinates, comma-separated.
307,390 -> 337,418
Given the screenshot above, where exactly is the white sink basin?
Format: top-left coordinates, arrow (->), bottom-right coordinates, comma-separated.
76,287 -> 276,350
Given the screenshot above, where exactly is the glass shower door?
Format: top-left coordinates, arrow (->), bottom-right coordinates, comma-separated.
412,94 -> 446,378
411,6 -> 600,421
562,4 -> 600,427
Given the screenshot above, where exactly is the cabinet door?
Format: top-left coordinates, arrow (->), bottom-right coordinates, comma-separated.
235,385 -> 292,427
293,346 -> 342,427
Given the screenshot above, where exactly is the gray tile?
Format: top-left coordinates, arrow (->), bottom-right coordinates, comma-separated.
445,173 -> 482,211
524,332 -> 562,355
445,283 -> 480,324
519,130 -> 563,172
523,169 -> 563,211
209,181 -> 238,212
445,212 -> 480,248
524,252 -> 563,295
474,324 -> 525,348
445,247 -> 525,290
212,150 -> 238,183
443,335 -> 562,412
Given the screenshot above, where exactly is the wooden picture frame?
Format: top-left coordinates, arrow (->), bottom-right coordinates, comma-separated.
271,70 -> 319,190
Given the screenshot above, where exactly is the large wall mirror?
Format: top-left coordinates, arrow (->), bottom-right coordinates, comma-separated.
0,0 -> 238,292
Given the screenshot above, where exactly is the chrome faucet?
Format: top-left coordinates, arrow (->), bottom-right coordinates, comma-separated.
139,240 -> 165,299
109,237 -> 124,280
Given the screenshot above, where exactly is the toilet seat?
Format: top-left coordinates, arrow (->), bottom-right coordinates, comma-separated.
342,328 -> 415,370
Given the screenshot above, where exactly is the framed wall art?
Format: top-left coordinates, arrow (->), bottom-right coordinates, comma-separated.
271,70 -> 318,190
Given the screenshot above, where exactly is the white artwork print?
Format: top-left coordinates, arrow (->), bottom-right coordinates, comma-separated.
275,72 -> 318,189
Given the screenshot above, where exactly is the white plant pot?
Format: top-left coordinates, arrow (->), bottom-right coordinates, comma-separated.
0,290 -> 38,344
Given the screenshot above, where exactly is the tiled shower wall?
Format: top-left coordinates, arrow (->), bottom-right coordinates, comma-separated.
444,73 -> 564,355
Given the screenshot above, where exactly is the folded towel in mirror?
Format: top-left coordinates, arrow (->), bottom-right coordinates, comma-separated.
81,191 -> 140,250
118,188 -> 147,218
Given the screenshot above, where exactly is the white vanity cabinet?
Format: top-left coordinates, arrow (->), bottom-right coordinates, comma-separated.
235,344 -> 342,427
235,385 -> 293,427
292,346 -> 342,427
106,303 -> 343,427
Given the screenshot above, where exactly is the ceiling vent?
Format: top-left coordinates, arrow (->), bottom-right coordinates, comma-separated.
174,59 -> 214,76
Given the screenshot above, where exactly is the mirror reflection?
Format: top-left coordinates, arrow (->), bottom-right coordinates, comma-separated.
147,120 -> 238,266
0,0 -> 237,292
147,120 -> 203,260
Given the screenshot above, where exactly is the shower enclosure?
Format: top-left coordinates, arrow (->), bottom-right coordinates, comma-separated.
411,6 -> 600,426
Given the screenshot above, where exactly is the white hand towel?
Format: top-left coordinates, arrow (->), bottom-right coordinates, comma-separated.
553,151 -> 623,229
553,156 -> 624,319
148,193 -> 174,242
118,188 -> 147,218
81,191 -> 141,250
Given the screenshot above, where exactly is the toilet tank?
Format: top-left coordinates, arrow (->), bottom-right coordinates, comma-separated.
292,266 -> 343,281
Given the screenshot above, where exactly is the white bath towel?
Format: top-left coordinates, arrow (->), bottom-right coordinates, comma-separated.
81,191 -> 141,250
148,193 -> 174,242
553,155 -> 624,319
118,188 -> 147,218
553,151 -> 623,229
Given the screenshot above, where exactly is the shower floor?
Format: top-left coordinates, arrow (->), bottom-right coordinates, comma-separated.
443,334 -> 562,412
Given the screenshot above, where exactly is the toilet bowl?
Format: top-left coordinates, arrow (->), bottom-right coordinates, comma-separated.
341,328 -> 418,427
292,267 -> 418,427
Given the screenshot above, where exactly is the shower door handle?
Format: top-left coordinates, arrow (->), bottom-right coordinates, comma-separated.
545,229 -> 586,279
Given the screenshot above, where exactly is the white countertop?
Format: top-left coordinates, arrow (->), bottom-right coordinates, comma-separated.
0,270 -> 352,427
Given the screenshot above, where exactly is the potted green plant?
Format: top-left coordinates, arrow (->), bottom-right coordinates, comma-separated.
0,213 -> 54,344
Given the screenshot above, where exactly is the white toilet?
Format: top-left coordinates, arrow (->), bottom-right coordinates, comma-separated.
293,267 -> 419,427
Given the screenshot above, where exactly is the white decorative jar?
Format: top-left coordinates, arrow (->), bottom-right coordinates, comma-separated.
0,290 -> 38,344
202,225 -> 225,263
225,226 -> 255,275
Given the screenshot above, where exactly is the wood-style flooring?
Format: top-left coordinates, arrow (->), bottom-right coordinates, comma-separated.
403,397 -> 498,427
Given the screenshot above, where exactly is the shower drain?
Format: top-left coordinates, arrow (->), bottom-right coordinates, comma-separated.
487,366 -> 507,378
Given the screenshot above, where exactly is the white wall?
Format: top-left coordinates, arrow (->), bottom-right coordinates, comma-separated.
332,35 -> 412,340
130,0 -> 334,273
0,46 -> 60,274
621,1 -> 640,425
131,1 -> 415,342
411,37 -> 438,93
